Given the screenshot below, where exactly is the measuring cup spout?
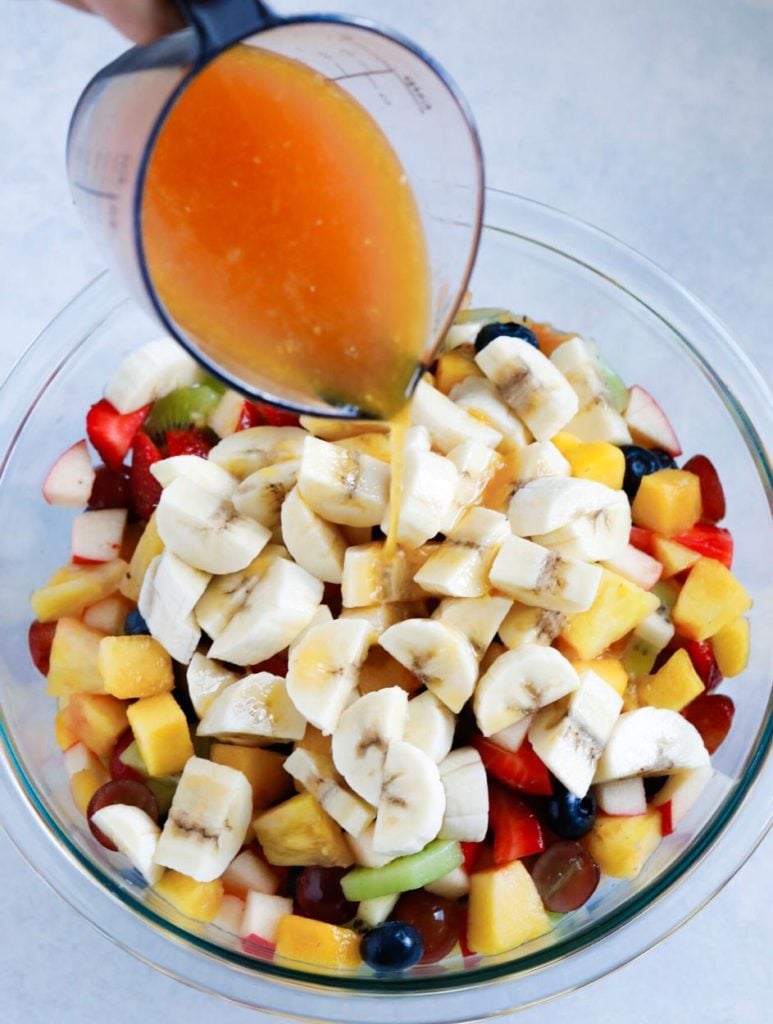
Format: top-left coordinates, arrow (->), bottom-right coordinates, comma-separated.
178,0 -> 278,59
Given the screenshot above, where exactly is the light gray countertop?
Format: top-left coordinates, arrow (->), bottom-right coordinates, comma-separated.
1,2 -> 770,1021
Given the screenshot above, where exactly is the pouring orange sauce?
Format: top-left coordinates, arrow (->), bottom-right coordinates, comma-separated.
141,44 -> 431,420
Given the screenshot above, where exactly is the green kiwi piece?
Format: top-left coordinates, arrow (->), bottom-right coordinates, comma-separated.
143,383 -> 223,440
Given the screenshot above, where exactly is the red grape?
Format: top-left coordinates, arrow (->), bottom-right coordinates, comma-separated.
28,620 -> 57,676
294,867 -> 357,925
109,730 -> 144,783
531,841 -> 600,913
88,465 -> 131,511
682,693 -> 734,754
392,889 -> 462,963
682,454 -> 726,524
87,779 -> 160,851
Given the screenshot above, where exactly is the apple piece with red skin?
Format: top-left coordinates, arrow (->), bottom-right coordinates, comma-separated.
63,741 -> 104,779
624,385 -> 682,457
594,776 -> 647,817
28,620 -> 57,676
239,889 -> 293,950
629,526 -> 656,556
682,454 -> 726,524
222,849 -> 282,899
43,440 -> 96,507
602,543 -> 662,591
651,766 -> 713,835
213,894 -> 246,936
71,508 -> 128,564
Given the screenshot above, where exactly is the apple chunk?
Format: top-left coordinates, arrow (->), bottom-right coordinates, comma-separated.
624,385 -> 682,456
43,440 -> 95,507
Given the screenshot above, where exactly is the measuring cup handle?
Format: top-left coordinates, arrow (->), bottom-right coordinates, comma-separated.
177,0 -> 278,58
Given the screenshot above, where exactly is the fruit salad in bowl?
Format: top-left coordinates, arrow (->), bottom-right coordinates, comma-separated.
1,192 -> 770,1022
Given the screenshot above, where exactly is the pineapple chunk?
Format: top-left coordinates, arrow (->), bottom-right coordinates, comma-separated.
434,349 -> 483,395
210,743 -> 293,809
565,441 -> 625,490
70,765 -> 110,814
54,710 -> 78,751
154,870 -> 223,922
31,559 -> 128,622
560,569 -> 660,660
253,792 -> 353,867
652,536 -> 700,578
98,635 -> 174,699
126,693 -> 193,776
632,469 -> 702,536
275,915 -> 362,970
637,648 -> 704,711
712,617 -> 750,677
61,693 -> 129,757
583,810 -> 661,879
621,679 -> 641,712
467,860 -> 551,955
672,558 -> 752,641
357,646 -> 422,695
120,514 -> 163,601
46,617 -> 106,697
568,657 -> 628,697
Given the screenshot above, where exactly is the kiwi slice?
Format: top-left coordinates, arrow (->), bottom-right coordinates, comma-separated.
341,839 -> 462,902
143,382 -> 224,440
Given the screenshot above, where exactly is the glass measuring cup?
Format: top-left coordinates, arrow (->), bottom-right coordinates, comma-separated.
67,0 -> 484,418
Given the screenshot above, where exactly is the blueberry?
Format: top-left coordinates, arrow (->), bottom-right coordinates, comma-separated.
124,609 -> 150,635
545,782 -> 596,839
474,321 -> 539,353
651,449 -> 677,470
360,921 -> 424,972
620,444 -> 663,501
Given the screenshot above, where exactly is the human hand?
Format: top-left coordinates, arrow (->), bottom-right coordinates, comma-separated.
56,0 -> 185,44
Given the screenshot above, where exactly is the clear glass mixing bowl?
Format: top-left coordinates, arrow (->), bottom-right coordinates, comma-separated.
0,190 -> 770,1022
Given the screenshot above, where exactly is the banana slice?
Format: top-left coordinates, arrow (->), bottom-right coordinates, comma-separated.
593,707 -> 710,783
410,378 -> 502,453
105,337 -> 204,414
373,740 -> 445,857
437,747 -> 488,842
475,335 -> 579,440
297,435 -> 390,528
341,541 -> 437,608
207,557 -> 323,666
284,748 -> 375,838
139,551 -> 210,664
298,416 -> 389,441
488,534 -> 602,613
194,544 -> 288,640
288,604 -> 334,655
413,507 -> 510,598
197,672 -> 307,744
151,455 -> 239,498
357,893 -> 400,926
568,402 -> 632,445
280,485 -> 347,584
334,432 -> 392,463
338,600 -> 426,641
186,653 -> 240,717
331,687 -> 408,804
154,756 -> 253,882
550,337 -> 631,444
379,619 -> 478,713
529,670 -> 624,797
474,643 -> 580,736
446,440 -> 503,524
403,691 -> 455,763
432,594 -> 513,658
209,426 -> 307,480
156,477 -> 270,575
498,602 -> 566,649
449,377 -> 531,449
232,459 -> 300,530
89,804 -> 163,884
514,441 -> 571,484
287,619 -> 373,735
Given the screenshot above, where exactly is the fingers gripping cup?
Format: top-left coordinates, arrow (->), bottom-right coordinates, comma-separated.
66,0 -> 484,418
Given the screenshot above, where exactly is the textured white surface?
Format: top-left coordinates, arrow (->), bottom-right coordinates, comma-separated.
1,1 -> 771,1021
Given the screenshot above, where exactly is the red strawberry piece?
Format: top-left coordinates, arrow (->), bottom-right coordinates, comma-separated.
629,526 -> 656,555
488,784 -> 545,865
677,638 -> 723,691
88,465 -> 132,510
682,693 -> 734,754
460,841 -> 485,874
109,730 -> 144,784
86,399 -> 150,470
237,402 -> 266,431
130,433 -> 163,521
682,454 -> 726,524
28,620 -> 57,676
165,428 -> 212,458
473,735 -> 553,796
252,401 -> 301,427
672,523 -> 733,569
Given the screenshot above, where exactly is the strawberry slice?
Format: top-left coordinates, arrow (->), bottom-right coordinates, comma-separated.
165,428 -> 212,458
671,523 -> 733,569
237,402 -> 265,431
130,433 -> 163,521
86,399 -> 150,470
460,840 -> 485,874
682,454 -> 726,524
629,526 -> 656,555
473,734 -> 553,796
29,620 -> 57,676
251,401 -> 301,427
673,637 -> 723,691
488,784 -> 545,865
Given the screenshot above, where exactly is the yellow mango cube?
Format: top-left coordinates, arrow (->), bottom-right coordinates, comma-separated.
154,871 -> 223,922
672,558 -> 752,641
637,648 -> 704,711
119,515 -> 163,601
566,441 -> 625,490
275,916 -> 361,970
652,535 -> 701,578
467,860 -> 552,955
434,349 -> 483,395
54,710 -> 78,751
61,692 -> 129,757
126,693 -> 193,776
551,431 -> 581,456
210,743 -> 294,809
632,469 -> 702,537
583,810 -> 661,879
712,617 -> 750,677
46,617 -> 106,697
569,657 -> 628,697
254,792 -> 353,867
560,569 -> 660,660
69,765 -> 110,814
98,635 -> 174,699
31,559 -> 128,622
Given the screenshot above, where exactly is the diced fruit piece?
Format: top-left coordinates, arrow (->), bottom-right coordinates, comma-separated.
86,778 -> 160,850
682,693 -> 734,754
210,744 -> 293,809
434,349 -> 483,394
222,849 -> 282,898
250,401 -> 300,428
551,431 -> 580,456
489,785 -> 545,864
82,593 -> 134,634
295,867 -> 357,925
254,793 -> 353,868
637,648 -> 704,712
623,385 -> 681,456
632,470 -> 702,537
126,693 -> 193,776
672,558 -> 752,641
275,916 -> 362,970
594,707 -> 709,782
565,441 -> 625,489
620,445 -> 667,501
119,514 -> 164,601
531,840 -> 600,912
362,921 -> 424,972
601,543 -> 662,591
357,646 -> 422,696
88,464 -> 132,511
61,692 -> 128,757
43,440 -> 95,507
357,893 -> 398,927
582,809 -> 661,879
712,617 -> 750,677
153,871 -> 224,922
46,617 -> 105,696
239,890 -> 293,948
473,735 -> 552,796
130,433 -> 163,521
594,777 -> 647,817
467,860 -> 551,955
110,730 -> 144,782
87,399 -> 150,470
545,781 -> 597,838
341,840 -> 463,902
143,383 -> 223,439
682,454 -> 726,523
568,657 -> 628,697
671,523 -> 733,569
560,569 -> 660,660
28,620 -> 57,676
31,558 -> 128,622
54,710 -> 78,750
70,765 -> 110,814
651,766 -> 713,835
391,890 -> 461,964
63,740 -> 105,778
673,638 -> 722,690
97,635 -> 174,699
165,427 -> 212,457
71,509 -> 127,564
629,525 -> 656,555
652,536 -> 701,578
213,894 -> 245,935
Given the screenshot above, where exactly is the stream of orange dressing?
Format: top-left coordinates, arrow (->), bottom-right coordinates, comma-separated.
142,45 -> 431,419
383,405 -> 412,562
